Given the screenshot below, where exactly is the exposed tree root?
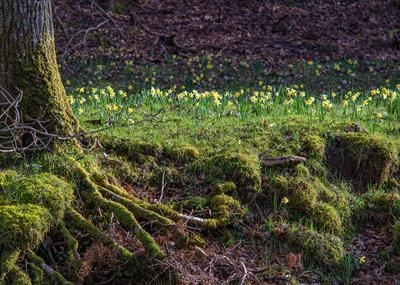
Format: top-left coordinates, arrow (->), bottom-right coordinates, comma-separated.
0,144 -> 246,284
27,250 -> 73,285
66,209 -> 137,264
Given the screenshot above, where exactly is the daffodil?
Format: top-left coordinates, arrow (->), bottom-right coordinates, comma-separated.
305,97 -> 315,106
322,100 -> 333,110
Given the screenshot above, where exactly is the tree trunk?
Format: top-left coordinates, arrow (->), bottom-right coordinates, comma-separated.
0,0 -> 78,135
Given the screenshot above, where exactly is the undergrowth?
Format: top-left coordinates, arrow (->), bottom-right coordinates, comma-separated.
1,57 -> 400,284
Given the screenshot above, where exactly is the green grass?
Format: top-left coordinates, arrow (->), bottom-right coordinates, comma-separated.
56,57 -> 400,283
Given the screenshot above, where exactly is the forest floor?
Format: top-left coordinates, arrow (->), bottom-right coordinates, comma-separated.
54,0 -> 400,64
4,1 -> 397,284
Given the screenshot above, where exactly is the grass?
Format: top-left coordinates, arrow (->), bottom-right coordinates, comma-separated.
65,54 -> 400,141
2,55 -> 397,284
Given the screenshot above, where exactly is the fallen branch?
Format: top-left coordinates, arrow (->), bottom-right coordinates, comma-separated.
262,155 -> 307,167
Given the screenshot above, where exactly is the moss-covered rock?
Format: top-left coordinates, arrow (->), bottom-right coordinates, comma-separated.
281,224 -> 344,269
327,133 -> 397,191
315,179 -> 352,221
0,204 -> 51,250
0,171 -> 74,221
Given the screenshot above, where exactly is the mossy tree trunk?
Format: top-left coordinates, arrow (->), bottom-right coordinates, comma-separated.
0,0 -> 78,135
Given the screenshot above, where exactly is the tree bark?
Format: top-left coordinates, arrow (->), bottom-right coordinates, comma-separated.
0,0 -> 78,135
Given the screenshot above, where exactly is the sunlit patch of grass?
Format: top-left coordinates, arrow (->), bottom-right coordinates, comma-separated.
68,82 -> 400,133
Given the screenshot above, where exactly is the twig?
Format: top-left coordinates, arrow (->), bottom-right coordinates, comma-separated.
238,262 -> 248,285
92,1 -> 126,42
61,20 -> 109,61
157,167 -> 166,204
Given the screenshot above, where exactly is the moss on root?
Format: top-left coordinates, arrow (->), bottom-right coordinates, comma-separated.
327,133 -> 397,191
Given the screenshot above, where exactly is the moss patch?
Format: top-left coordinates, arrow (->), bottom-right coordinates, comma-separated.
190,152 -> 261,203
165,145 -> 200,163
354,191 -> 400,225
327,133 -> 397,191
0,171 -> 74,221
281,224 -> 344,270
284,177 -> 317,213
300,134 -> 326,159
100,135 -> 163,163
310,203 -> 342,234
0,204 -> 51,250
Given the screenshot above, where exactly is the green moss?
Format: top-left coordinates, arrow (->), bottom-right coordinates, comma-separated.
165,145 -> 200,163
0,172 -> 74,221
327,133 -> 397,191
9,36 -> 79,134
29,263 -> 43,284
282,224 -> 344,269
149,165 -> 182,188
186,232 -> 207,248
193,194 -> 246,228
213,181 -> 237,196
98,154 -> 139,184
177,196 -> 209,211
190,152 -> 261,203
99,136 -> 163,162
1,250 -> 20,281
210,194 -> 245,221
294,164 -> 310,176
0,204 -> 51,250
285,177 -> 317,213
317,181 -> 352,221
271,174 -> 289,190
393,220 -> 400,255
300,134 -> 325,159
310,203 -> 342,235
355,191 -> 400,224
